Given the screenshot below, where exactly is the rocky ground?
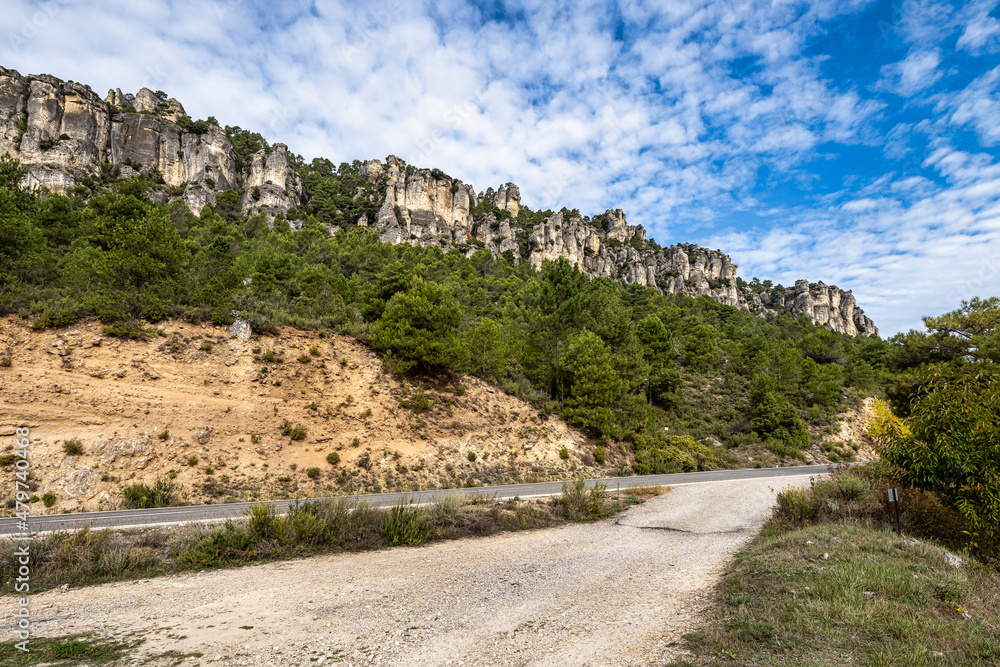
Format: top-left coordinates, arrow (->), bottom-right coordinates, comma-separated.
0,474 -> 818,666
0,316 -> 620,514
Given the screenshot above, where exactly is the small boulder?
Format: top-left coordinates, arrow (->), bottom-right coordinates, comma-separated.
944,552 -> 963,569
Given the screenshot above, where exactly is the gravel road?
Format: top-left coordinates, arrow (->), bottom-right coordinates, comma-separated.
2,474 -> 817,666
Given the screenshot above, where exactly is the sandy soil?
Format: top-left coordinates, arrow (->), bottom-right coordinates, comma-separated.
0,316 -> 617,513
0,474 -> 818,666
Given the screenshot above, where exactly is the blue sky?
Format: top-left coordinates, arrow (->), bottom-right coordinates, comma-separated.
3,0 -> 1000,335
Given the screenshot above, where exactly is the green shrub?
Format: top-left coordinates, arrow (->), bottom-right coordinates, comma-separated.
251,434 -> 261,444
309,345 -> 320,356
381,501 -> 432,546
121,479 -> 178,509
594,445 -> 608,464
187,456 -> 198,467
42,492 -> 56,507
773,487 -> 823,525
307,467 -> 320,478
158,429 -> 169,441
62,438 -> 84,456
247,503 -> 283,541
199,340 -> 213,352
290,425 -> 306,440
557,477 -> 609,520
467,451 -> 477,462
326,452 -> 340,466
559,447 -> 570,460
456,384 -> 466,396
298,354 -> 311,363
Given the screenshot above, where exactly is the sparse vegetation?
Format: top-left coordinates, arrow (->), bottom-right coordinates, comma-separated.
42,492 -> 56,507
62,438 -> 84,456
122,479 -> 179,509
326,452 -> 340,466
0,491 -> 662,591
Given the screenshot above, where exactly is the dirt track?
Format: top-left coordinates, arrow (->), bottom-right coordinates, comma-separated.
2,474 -> 817,666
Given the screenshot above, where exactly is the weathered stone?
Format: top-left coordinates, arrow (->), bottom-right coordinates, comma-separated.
228,316 -> 252,343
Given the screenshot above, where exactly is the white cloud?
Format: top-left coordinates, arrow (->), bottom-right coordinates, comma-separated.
0,0 -> 998,334
876,49 -> 943,97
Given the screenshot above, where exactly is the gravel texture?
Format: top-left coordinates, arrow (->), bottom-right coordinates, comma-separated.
2,474 -> 817,665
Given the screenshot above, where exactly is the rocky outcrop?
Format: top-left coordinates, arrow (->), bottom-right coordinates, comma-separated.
240,143 -> 306,224
0,67 -> 879,336
1,67 -> 247,215
754,280 -> 878,337
491,183 -> 520,217
365,154 -> 877,335
109,112 -> 237,192
372,156 -> 479,245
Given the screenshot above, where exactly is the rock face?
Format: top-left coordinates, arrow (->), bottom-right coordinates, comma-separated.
0,67 -> 302,218
361,155 -> 878,336
754,280 -> 879,337
0,67 -> 878,336
241,143 -> 307,224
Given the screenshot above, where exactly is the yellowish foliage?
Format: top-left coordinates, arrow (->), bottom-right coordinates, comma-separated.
863,398 -> 910,444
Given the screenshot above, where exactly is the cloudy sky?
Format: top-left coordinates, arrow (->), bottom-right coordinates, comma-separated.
3,0 -> 999,335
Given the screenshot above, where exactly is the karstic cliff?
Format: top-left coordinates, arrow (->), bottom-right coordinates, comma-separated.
0,66 -> 878,336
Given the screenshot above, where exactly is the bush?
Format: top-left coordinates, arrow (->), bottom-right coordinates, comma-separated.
399,391 -> 432,414
594,445 -> 608,464
62,438 -> 84,456
0,355 -> 11,368
306,467 -> 320,479
773,487 -> 822,525
158,429 -> 169,441
290,425 -> 306,440
42,492 -> 56,507
326,452 -> 340,466
880,366 -> 1000,557
309,345 -> 320,356
298,354 -> 311,363
121,478 -> 178,509
559,447 -> 570,460
381,501 -> 432,546
187,456 -> 198,466
467,451 -> 477,462
557,477 -> 609,520
200,340 -> 213,352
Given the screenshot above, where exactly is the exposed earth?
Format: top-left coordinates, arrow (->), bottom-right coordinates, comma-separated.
0,316 -> 616,513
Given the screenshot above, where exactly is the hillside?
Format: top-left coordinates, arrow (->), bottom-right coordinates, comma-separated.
0,66 -> 877,336
0,316 -> 610,513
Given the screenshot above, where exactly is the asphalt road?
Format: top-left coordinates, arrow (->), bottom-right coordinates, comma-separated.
0,464 -> 836,535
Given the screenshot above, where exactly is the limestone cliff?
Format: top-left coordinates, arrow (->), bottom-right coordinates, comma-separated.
0,66 -> 302,218
240,143 -> 307,225
0,66 -> 877,336
359,155 -> 877,336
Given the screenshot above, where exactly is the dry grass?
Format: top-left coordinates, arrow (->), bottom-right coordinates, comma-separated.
0,483 -> 644,593
670,464 -> 1000,666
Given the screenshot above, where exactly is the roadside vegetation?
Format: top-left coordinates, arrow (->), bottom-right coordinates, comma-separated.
672,299 -> 1000,665
0,481 -> 664,593
0,633 -> 142,666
